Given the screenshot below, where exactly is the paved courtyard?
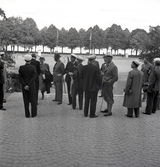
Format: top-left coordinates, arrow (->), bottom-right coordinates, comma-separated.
0,88 -> 160,167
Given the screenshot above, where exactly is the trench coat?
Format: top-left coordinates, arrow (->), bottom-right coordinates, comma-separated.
123,68 -> 144,108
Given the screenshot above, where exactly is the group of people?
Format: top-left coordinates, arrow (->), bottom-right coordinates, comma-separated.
52,52 -> 119,118
18,52 -> 119,118
123,57 -> 160,118
1,50 -> 160,119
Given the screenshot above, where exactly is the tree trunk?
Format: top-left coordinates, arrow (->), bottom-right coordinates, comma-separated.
17,45 -> 19,52
80,47 -> 82,54
106,48 -> 108,54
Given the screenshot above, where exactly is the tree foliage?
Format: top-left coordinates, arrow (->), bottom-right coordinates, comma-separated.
0,11 -> 160,58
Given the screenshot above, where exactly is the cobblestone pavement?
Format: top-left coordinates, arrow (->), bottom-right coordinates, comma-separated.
0,90 -> 160,167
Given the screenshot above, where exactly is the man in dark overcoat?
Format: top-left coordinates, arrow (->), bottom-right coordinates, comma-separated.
19,54 -> 37,118
81,55 -> 101,118
0,53 -> 6,110
72,56 -> 84,110
123,60 -> 144,118
144,58 -> 160,115
64,54 -> 77,105
30,53 -> 41,104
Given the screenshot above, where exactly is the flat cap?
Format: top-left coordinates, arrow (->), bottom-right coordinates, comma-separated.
103,53 -> 113,58
0,52 -> 5,55
39,55 -> 45,60
153,57 -> 160,62
31,53 -> 36,58
71,54 -> 77,58
77,56 -> 84,61
132,59 -> 140,66
24,54 -> 32,61
54,53 -> 61,58
87,54 -> 96,60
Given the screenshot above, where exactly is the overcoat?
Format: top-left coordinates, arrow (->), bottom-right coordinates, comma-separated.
81,64 -> 101,92
53,60 -> 64,102
123,69 -> 144,108
53,60 -> 64,83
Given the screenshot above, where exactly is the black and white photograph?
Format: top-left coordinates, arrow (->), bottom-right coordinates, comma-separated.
0,0 -> 160,166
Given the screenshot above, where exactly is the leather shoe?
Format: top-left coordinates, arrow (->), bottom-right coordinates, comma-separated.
142,112 -> 151,115
90,115 -> 98,118
68,103 -> 72,105
100,109 -> 108,113
3,99 -> 6,103
57,102 -> 62,105
0,108 -> 6,110
125,114 -> 133,118
104,112 -> 112,116
52,99 -> 57,101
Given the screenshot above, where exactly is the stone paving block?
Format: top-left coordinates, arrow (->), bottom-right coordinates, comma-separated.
0,92 -> 160,166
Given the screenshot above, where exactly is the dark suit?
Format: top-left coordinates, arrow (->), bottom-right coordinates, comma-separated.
145,67 -> 160,114
81,64 -> 101,117
72,64 -> 83,110
64,61 -> 77,104
53,60 -> 65,103
19,64 -> 37,117
30,58 -> 41,102
0,61 -> 5,109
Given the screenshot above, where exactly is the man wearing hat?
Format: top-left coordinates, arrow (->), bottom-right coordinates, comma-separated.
64,53 -> 77,105
101,54 -> 118,116
123,60 -> 144,118
143,58 -> 160,115
53,53 -> 65,105
81,55 -> 101,118
30,53 -> 41,104
19,54 -> 37,118
72,56 -> 84,110
141,57 -> 153,102
88,54 -> 100,69
0,52 -> 6,110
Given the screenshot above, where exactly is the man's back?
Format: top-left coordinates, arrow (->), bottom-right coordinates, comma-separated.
30,59 -> 41,75
81,64 -> 101,91
19,64 -> 37,89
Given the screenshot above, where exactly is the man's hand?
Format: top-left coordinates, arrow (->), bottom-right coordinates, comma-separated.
24,85 -> 29,90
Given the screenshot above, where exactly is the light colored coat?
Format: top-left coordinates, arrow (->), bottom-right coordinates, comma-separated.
123,69 -> 144,108
53,60 -> 64,83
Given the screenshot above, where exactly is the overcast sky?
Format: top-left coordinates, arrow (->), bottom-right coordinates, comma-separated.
1,0 -> 160,32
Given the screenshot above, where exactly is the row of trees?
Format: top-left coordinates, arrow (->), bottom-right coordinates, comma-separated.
0,8 -> 160,57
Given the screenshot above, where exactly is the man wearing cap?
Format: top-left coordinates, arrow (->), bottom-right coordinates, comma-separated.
123,60 -> 144,118
53,53 -> 65,105
72,56 -> 84,110
0,53 -> 6,110
141,57 -> 153,102
143,58 -> 160,115
19,54 -> 37,118
81,55 -> 101,118
64,54 -> 77,105
90,54 -> 100,69
30,53 -> 41,104
101,54 -> 118,116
